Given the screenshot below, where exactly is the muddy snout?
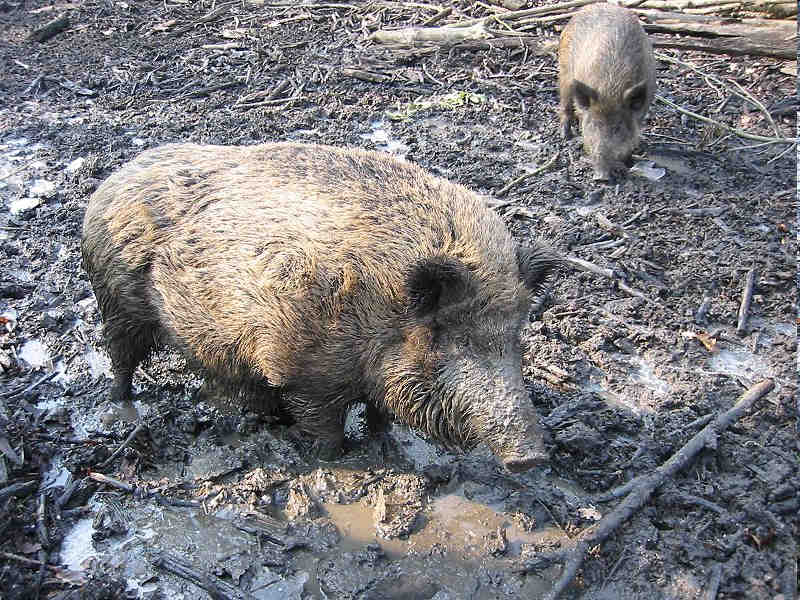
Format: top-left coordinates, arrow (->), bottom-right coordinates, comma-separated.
482,398 -> 550,473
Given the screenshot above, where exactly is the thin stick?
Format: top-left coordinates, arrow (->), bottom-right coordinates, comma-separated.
656,52 -> 781,138
496,151 -> 559,196
705,563 -> 723,599
524,379 -> 775,600
36,493 -> 49,548
152,552 -> 256,600
1,371 -> 58,399
564,256 -> 616,279
422,6 -> 452,26
88,472 -> 135,492
655,95 -> 796,145
0,160 -> 37,182
454,0 -> 600,26
736,268 -> 757,336
0,552 -> 60,570
98,422 -> 146,468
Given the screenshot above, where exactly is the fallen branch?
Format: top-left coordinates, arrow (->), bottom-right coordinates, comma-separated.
88,472 -> 202,507
496,151 -> 560,197
152,552 -> 257,600
0,480 -> 38,502
0,551 -> 61,570
656,52 -> 781,138
1,371 -> 58,399
97,422 -> 146,468
655,95 -> 797,145
340,68 -> 392,83
651,32 -> 795,59
171,4 -> 231,37
736,267 -> 757,336
370,22 -> 491,46
28,14 -> 70,43
624,0 -> 797,16
422,6 -> 453,26
368,0 -> 795,59
88,472 -> 134,493
564,256 -> 663,307
642,11 -> 797,59
522,379 -> 775,600
456,0 -> 601,27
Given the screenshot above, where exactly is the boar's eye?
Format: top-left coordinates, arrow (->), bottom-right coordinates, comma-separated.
406,256 -> 470,316
624,81 -> 648,112
517,243 -> 562,296
571,81 -> 598,110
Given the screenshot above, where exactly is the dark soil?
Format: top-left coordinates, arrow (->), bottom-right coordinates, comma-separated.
0,2 -> 796,600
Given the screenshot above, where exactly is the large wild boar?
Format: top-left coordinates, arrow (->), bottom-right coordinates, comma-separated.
559,3 -> 656,181
81,142 -> 560,472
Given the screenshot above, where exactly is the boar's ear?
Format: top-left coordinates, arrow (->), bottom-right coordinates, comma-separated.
571,80 -> 598,110
406,256 -> 470,316
517,244 -> 562,296
624,80 -> 648,112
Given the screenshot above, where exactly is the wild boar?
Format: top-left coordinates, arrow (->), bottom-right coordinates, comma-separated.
559,3 -> 656,181
81,142 -> 561,472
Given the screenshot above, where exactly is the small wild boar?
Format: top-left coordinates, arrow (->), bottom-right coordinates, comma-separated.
559,3 -> 656,181
81,142 -> 561,472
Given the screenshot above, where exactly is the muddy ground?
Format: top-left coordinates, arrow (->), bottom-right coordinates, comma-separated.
0,1 -> 797,599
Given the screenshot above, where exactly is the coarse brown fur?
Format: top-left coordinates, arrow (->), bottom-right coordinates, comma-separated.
82,142 -> 559,469
559,3 -> 656,181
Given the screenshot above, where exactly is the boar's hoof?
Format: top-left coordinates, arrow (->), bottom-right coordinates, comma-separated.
286,426 -> 342,461
503,452 -> 549,473
592,168 -> 613,183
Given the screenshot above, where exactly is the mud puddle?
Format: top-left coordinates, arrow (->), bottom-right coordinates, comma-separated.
56,414 -> 565,599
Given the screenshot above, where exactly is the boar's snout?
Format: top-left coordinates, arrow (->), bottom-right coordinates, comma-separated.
473,370 -> 550,473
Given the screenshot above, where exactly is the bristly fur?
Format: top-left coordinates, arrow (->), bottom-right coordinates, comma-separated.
558,3 -> 656,179
82,141 -> 559,461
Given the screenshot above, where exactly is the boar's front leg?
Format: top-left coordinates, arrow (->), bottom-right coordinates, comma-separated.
283,389 -> 350,460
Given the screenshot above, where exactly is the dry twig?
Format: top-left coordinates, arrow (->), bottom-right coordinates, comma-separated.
656,52 -> 782,138
522,379 -> 775,600
736,267 -> 757,336
97,422 -> 146,468
496,151 -> 560,197
655,95 -> 797,145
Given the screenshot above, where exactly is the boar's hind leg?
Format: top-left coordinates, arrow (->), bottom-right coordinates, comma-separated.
99,295 -> 160,405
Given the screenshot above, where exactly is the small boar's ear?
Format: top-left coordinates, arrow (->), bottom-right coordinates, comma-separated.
571,80 -> 598,110
406,256 -> 469,316
517,244 -> 562,296
624,80 -> 648,112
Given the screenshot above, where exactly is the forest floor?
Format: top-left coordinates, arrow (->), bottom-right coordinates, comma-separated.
0,1 -> 797,599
